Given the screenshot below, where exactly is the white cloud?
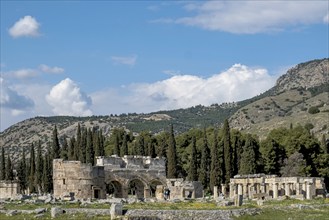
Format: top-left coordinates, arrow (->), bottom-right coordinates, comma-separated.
38,64 -> 64,74
162,70 -> 181,76
9,15 -> 40,38
46,78 -> 92,116
91,64 -> 278,114
324,13 -> 329,24
7,68 -> 39,79
0,77 -> 35,112
163,1 -> 328,33
111,55 -> 137,66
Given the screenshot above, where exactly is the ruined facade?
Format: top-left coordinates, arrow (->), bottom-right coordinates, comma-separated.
53,156 -> 204,200
0,180 -> 20,199
229,174 -> 326,200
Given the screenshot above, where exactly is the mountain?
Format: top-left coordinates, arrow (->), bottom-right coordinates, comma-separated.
1,58 -> 328,161
229,58 -> 328,138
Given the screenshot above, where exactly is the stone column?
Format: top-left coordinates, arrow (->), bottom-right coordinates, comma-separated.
229,184 -> 234,199
260,183 -> 265,193
306,182 -> 313,200
273,183 -> 278,199
238,184 -> 243,195
222,185 -> 226,197
144,188 -> 150,198
302,182 -> 307,198
214,186 -> 218,200
243,183 -> 248,196
285,183 -> 290,196
296,183 -> 300,196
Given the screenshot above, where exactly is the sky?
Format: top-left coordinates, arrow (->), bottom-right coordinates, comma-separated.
1,1 -> 328,131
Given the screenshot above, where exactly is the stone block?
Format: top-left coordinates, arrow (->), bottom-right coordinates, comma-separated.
51,207 -> 64,218
110,203 -> 123,219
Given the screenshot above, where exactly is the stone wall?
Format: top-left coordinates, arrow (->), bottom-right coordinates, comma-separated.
0,180 -> 20,199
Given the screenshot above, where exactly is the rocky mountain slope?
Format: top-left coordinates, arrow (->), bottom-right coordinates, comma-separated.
1,58 -> 328,161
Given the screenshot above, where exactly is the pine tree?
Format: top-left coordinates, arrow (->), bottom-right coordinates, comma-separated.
52,125 -> 61,159
5,155 -> 14,180
261,138 -> 284,175
17,148 -> 27,193
36,141 -> 44,193
199,129 -> 210,190
29,144 -> 36,193
223,119 -> 232,184
0,147 -> 5,180
167,124 -> 177,178
188,136 -> 198,181
210,129 -> 221,192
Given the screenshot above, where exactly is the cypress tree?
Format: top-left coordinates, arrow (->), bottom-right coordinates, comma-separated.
79,128 -> 87,163
5,155 -> 14,180
148,141 -> 156,158
52,125 -> 61,159
188,136 -> 198,181
0,147 -> 5,180
167,124 -> 177,178
223,119 -> 232,184
136,135 -> 145,156
68,137 -> 76,160
29,144 -> 36,193
114,132 -> 121,156
239,134 -> 259,175
17,148 -> 27,193
199,129 -> 210,190
86,128 -> 94,165
122,133 -> 129,156
61,138 -> 68,160
210,129 -> 221,192
99,131 -> 105,156
74,124 -> 81,160
231,130 -> 244,176
36,141 -> 43,193
42,153 -> 52,193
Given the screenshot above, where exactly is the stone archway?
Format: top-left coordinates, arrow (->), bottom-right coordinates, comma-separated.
149,179 -> 165,198
128,178 -> 146,199
106,180 -> 123,198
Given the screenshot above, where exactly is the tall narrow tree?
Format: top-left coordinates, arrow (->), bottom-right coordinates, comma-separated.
79,128 -> 87,163
5,155 -> 14,180
52,125 -> 61,159
0,147 -> 5,180
122,133 -> 129,156
86,128 -> 94,165
239,134 -> 259,175
167,124 -> 177,178
188,136 -> 198,181
199,129 -> 210,189
74,124 -> 81,160
223,119 -> 232,184
68,137 -> 76,160
61,138 -> 68,160
210,129 -> 221,192
36,141 -> 44,193
17,148 -> 27,193
114,132 -> 121,156
29,144 -> 36,193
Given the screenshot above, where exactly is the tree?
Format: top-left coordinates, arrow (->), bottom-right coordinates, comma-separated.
29,144 -> 36,193
42,152 -> 52,193
5,155 -> 14,180
52,125 -> 61,159
36,141 -> 44,193
210,129 -> 221,192
280,152 -> 307,177
167,124 -> 177,178
122,133 -> 129,156
239,134 -> 260,175
68,137 -> 76,160
188,136 -> 198,181
86,129 -> 94,165
135,135 -> 145,156
260,138 -> 285,175
0,147 -> 5,180
74,124 -> 81,160
231,130 -> 244,176
223,119 -> 232,184
199,129 -> 210,190
79,128 -> 87,163
17,148 -> 27,193
61,138 -> 68,160
114,132 -> 121,156
148,141 -> 156,158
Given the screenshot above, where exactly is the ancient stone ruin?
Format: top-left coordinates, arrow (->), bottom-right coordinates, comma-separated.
53,155 -> 203,200
0,180 -> 20,199
229,174 -> 326,200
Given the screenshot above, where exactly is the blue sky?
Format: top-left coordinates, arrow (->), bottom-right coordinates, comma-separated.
1,1 -> 328,131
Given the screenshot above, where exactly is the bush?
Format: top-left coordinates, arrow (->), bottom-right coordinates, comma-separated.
308,106 -> 320,114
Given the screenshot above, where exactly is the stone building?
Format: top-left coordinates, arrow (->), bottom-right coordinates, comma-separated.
0,180 -> 20,199
53,156 -> 204,200
229,174 -> 326,200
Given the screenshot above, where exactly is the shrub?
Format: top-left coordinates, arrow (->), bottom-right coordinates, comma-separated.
308,106 -> 320,114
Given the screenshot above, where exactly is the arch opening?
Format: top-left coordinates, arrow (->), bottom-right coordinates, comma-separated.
106,180 -> 123,198
128,179 -> 145,199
